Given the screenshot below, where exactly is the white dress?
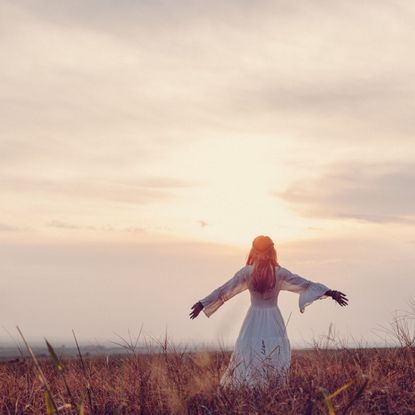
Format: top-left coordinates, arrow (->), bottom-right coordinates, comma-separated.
199,264 -> 329,388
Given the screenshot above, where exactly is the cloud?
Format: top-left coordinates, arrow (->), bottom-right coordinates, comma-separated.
275,163 -> 415,223
197,220 -> 208,228
47,220 -> 96,230
1,176 -> 192,205
0,223 -> 23,232
240,77 -> 415,136
47,220 -> 146,233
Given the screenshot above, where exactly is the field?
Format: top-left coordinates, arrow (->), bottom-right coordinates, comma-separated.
1,339 -> 414,415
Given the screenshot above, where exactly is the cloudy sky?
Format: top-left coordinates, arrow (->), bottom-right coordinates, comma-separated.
1,0 -> 415,349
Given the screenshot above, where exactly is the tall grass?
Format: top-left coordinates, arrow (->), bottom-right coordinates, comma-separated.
1,305 -> 414,415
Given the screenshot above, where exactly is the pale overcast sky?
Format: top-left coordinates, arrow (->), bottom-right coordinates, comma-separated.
1,1 -> 415,348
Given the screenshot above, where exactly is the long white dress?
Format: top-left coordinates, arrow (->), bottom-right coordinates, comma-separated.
199,264 -> 330,388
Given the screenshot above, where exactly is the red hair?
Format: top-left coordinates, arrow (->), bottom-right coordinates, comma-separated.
246,235 -> 278,293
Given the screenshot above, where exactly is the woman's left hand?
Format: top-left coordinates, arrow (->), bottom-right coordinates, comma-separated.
325,290 -> 349,307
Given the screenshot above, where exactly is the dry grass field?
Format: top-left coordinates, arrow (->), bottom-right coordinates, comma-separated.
1,340 -> 414,415
1,302 -> 414,414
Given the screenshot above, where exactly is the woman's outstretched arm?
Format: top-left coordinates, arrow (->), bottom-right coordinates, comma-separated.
189,265 -> 249,319
279,267 -> 348,313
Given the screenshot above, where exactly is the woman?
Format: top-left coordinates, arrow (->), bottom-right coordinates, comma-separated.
189,235 -> 348,388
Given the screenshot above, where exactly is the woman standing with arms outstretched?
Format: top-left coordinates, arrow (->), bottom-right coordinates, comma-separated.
189,235 -> 348,388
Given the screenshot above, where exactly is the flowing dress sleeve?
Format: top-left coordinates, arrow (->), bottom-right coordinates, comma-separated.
279,266 -> 330,313
199,266 -> 249,318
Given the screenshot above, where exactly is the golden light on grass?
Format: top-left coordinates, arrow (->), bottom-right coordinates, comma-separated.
5,303 -> 414,414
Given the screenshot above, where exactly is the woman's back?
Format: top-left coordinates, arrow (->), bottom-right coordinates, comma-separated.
246,264 -> 280,307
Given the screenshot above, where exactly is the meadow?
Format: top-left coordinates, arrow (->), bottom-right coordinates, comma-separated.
1,304 -> 414,415
1,344 -> 414,414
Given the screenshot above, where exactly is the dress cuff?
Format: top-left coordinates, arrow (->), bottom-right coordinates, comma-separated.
299,283 -> 330,313
200,298 -> 222,318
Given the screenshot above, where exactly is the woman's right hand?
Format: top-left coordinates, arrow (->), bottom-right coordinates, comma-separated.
189,301 -> 204,319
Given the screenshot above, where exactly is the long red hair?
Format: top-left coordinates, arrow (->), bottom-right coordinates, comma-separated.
246,235 -> 279,293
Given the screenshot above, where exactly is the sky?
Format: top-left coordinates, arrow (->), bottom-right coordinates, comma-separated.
1,0 -> 415,350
